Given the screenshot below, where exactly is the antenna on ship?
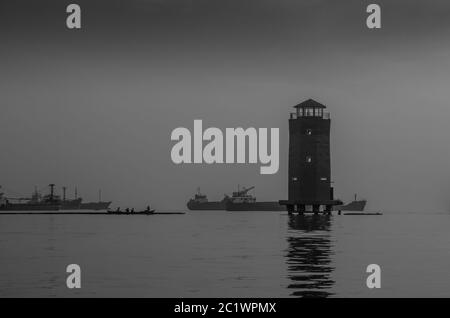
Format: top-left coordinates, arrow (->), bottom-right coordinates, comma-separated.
75,187 -> 78,199
62,186 -> 67,202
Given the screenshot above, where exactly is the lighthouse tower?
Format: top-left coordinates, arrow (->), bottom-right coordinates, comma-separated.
279,99 -> 342,214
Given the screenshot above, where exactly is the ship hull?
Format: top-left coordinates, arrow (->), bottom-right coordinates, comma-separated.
335,200 -> 366,211
79,201 -> 112,210
187,201 -> 226,210
226,201 -> 286,211
60,199 -> 83,210
0,203 -> 60,211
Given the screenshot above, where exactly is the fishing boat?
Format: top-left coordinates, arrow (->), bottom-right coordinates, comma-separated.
107,207 -> 155,215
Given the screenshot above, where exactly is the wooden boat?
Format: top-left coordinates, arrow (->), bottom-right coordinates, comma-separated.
107,209 -> 155,215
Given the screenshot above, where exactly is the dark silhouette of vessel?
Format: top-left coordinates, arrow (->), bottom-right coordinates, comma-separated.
186,188 -> 229,210
0,184 -> 60,211
59,186 -> 82,210
335,194 -> 366,211
108,206 -> 155,215
0,185 -> 112,211
225,186 -> 286,211
79,201 -> 112,210
60,187 -> 111,211
226,186 -> 366,212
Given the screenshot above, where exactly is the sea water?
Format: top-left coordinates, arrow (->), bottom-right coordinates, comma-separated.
0,210 -> 449,297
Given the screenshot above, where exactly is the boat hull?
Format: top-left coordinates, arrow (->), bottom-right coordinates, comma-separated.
335,200 -> 366,211
60,199 -> 83,210
187,201 -> 226,210
226,201 -> 286,211
0,203 -> 60,211
79,201 -> 112,210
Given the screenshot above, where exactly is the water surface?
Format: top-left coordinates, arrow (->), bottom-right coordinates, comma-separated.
1,211 -> 449,297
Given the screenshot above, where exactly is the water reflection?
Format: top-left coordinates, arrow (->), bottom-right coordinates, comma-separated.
286,214 -> 335,298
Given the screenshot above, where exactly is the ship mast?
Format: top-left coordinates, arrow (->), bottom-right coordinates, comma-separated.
49,184 -> 55,201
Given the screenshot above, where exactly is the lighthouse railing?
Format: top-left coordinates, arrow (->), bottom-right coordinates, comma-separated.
290,111 -> 331,120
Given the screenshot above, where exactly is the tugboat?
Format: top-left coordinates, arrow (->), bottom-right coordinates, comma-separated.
0,184 -> 61,211
186,188 -> 229,210
225,186 -> 286,211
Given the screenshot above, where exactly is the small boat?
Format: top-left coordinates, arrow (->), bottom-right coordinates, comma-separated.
107,207 -> 155,215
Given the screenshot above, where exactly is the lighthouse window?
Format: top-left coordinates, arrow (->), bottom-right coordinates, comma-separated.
321,177 -> 327,181
306,129 -> 312,135
306,156 -> 312,163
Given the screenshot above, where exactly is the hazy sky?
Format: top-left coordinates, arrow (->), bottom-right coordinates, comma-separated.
1,0 -> 450,211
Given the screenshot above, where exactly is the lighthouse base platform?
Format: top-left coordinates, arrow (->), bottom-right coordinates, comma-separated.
279,199 -> 343,215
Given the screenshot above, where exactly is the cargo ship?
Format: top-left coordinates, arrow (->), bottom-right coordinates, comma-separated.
186,188 -> 229,210
225,186 -> 367,212
79,201 -> 112,210
0,184 -> 61,211
225,186 -> 285,211
0,185 -> 112,212
335,194 -> 366,211
60,188 -> 111,211
59,186 -> 83,210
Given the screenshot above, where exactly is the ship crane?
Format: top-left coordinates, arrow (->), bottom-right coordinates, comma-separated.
240,186 -> 255,195
233,185 -> 255,197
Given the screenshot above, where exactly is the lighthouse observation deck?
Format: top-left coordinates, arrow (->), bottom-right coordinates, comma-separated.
289,98 -> 331,120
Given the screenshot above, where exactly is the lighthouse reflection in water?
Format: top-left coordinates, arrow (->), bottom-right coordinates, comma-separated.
286,215 -> 334,297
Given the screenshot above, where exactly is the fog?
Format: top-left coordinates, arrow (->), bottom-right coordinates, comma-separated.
1,0 -> 449,211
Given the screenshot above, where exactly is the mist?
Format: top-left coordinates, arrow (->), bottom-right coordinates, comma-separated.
1,0 -> 449,211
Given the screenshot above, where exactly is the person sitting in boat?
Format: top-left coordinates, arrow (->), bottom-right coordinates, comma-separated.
131,208 -> 135,213
116,207 -> 121,213
125,208 -> 130,213
145,206 -> 151,212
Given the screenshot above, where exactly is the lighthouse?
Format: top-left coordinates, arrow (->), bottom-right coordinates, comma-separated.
279,99 -> 342,214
